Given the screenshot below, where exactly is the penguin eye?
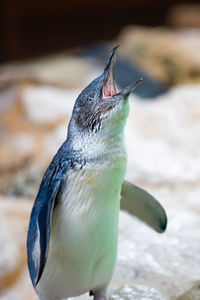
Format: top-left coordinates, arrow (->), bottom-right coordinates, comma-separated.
86,97 -> 92,103
86,93 -> 95,103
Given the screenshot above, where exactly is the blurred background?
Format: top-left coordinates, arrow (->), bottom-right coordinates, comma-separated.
1,1 -> 200,299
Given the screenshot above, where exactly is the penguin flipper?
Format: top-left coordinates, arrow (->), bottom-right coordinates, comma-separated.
120,180 -> 167,233
27,161 -> 65,287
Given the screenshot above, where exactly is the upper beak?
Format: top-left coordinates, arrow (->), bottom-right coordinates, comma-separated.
102,45 -> 119,99
102,45 -> 142,99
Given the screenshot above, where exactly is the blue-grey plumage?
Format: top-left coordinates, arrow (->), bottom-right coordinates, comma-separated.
27,46 -> 163,300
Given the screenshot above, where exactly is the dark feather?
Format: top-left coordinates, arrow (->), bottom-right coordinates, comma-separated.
27,159 -> 64,286
27,142 -> 87,287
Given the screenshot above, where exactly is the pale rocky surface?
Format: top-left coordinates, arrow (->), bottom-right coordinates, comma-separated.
1,82 -> 200,299
0,197 -> 35,300
118,27 -> 200,86
0,53 -> 95,89
126,85 -> 200,185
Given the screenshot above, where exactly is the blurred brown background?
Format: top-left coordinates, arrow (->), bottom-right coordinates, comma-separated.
1,0 -> 200,62
1,1 -> 200,300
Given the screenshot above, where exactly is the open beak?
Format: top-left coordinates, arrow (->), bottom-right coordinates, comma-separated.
102,45 -> 142,100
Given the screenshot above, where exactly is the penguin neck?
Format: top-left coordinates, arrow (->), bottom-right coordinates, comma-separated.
66,123 -> 126,163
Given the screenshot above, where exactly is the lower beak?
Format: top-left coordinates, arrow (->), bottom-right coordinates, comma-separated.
118,78 -> 143,98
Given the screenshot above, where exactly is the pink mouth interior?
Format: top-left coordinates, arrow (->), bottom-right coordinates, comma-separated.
103,84 -> 117,99
103,74 -> 117,99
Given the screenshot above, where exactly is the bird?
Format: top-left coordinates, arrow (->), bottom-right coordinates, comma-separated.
27,46 -> 167,300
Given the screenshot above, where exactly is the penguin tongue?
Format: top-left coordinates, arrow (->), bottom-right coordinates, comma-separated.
103,75 -> 117,99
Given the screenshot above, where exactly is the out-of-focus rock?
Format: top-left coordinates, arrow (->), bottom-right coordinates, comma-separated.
167,4 -> 200,28
0,54 -> 94,89
110,285 -> 166,300
0,84 -> 75,196
0,196 -> 36,300
118,27 -> 200,86
0,85 -> 18,116
30,55 -> 94,88
21,85 -> 75,125
126,85 -> 200,185
112,184 -> 200,299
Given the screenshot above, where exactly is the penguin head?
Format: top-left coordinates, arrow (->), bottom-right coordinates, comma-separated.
68,46 -> 142,140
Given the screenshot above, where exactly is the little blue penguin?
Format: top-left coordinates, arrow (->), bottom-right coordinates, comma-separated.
27,46 -> 167,300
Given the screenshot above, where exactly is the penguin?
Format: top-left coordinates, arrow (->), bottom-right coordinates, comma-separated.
27,46 -> 167,300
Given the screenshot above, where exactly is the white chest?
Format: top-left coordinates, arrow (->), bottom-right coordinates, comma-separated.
37,151 -> 127,299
